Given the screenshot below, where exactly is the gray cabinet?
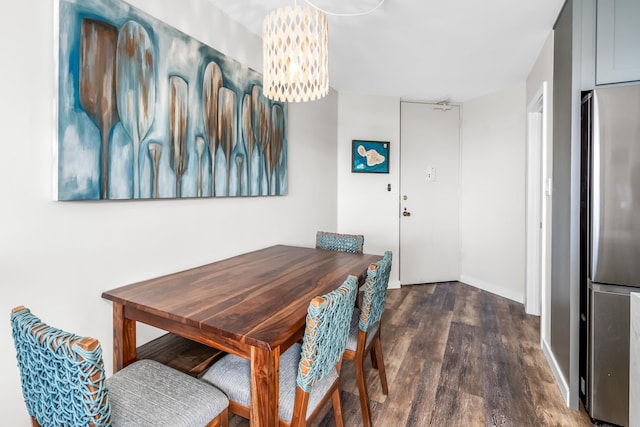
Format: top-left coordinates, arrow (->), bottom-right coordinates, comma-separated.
596,0 -> 640,85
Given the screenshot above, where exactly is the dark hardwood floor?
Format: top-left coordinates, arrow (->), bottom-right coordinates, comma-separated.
228,282 -> 596,426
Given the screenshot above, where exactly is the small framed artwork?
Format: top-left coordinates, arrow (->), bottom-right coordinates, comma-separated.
352,140 -> 390,173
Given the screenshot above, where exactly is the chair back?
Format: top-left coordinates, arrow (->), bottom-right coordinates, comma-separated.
359,251 -> 393,332
315,231 -> 364,254
296,275 -> 358,392
10,306 -> 112,426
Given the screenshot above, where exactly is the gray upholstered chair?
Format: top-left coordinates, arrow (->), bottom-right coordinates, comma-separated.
343,251 -> 392,427
10,306 -> 229,427
200,275 -> 358,427
315,230 -> 365,254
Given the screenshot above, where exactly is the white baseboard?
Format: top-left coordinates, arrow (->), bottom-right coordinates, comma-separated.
542,338 -> 571,407
459,275 -> 524,304
387,279 -> 401,289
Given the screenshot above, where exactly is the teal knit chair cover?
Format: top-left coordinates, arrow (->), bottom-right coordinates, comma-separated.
315,231 -> 365,254
296,275 -> 358,392
10,307 -> 112,426
359,251 -> 393,332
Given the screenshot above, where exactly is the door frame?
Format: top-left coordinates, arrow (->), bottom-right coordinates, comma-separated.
525,82 -> 550,334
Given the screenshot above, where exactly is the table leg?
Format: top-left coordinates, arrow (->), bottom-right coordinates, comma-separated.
250,346 -> 280,427
112,302 -> 136,372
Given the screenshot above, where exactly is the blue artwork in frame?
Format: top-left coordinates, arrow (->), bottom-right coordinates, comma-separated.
352,140 -> 389,174
56,0 -> 287,200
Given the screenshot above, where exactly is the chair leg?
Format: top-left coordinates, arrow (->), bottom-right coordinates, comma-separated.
205,407 -> 228,427
291,387 -> 311,427
372,335 -> 389,395
355,352 -> 373,427
370,347 -> 378,369
331,387 -> 345,427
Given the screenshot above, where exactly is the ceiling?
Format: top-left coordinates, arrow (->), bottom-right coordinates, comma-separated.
206,0 -> 565,102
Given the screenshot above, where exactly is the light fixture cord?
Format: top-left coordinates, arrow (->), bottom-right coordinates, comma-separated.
304,0 -> 385,17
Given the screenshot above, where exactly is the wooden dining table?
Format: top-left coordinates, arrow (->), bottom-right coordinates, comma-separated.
102,244 -> 382,427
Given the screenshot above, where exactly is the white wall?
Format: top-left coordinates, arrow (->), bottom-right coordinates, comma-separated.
460,83 -> 527,302
335,89 -> 528,295
527,33 -> 555,103
336,93 -> 401,287
0,1 -> 338,424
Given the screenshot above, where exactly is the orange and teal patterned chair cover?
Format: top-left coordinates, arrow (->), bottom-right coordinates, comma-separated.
315,230 -> 364,254
357,250 -> 393,333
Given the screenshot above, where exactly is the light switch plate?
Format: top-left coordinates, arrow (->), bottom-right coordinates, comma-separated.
427,166 -> 436,182
545,177 -> 552,196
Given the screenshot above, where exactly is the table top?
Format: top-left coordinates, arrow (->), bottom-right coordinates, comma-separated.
102,245 -> 382,350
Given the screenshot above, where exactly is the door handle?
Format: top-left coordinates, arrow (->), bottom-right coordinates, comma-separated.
402,208 -> 411,217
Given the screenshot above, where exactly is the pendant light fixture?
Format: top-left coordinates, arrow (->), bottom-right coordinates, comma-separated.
262,3 -> 329,102
262,0 -> 385,103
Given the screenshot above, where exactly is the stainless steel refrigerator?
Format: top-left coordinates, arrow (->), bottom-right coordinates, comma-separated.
580,84 -> 640,427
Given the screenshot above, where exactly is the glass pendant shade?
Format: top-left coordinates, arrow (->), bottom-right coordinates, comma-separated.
262,5 -> 329,102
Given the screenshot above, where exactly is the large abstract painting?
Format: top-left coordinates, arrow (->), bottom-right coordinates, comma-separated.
56,0 -> 287,200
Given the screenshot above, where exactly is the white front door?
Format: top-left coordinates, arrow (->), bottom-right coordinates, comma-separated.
400,101 -> 461,284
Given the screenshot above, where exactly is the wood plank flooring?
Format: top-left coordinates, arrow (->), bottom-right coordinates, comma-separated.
227,282 -> 596,426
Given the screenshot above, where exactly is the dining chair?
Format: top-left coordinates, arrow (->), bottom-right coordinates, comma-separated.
10,306 -> 229,427
200,275 -> 358,427
315,230 -> 365,254
343,250 -> 392,427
